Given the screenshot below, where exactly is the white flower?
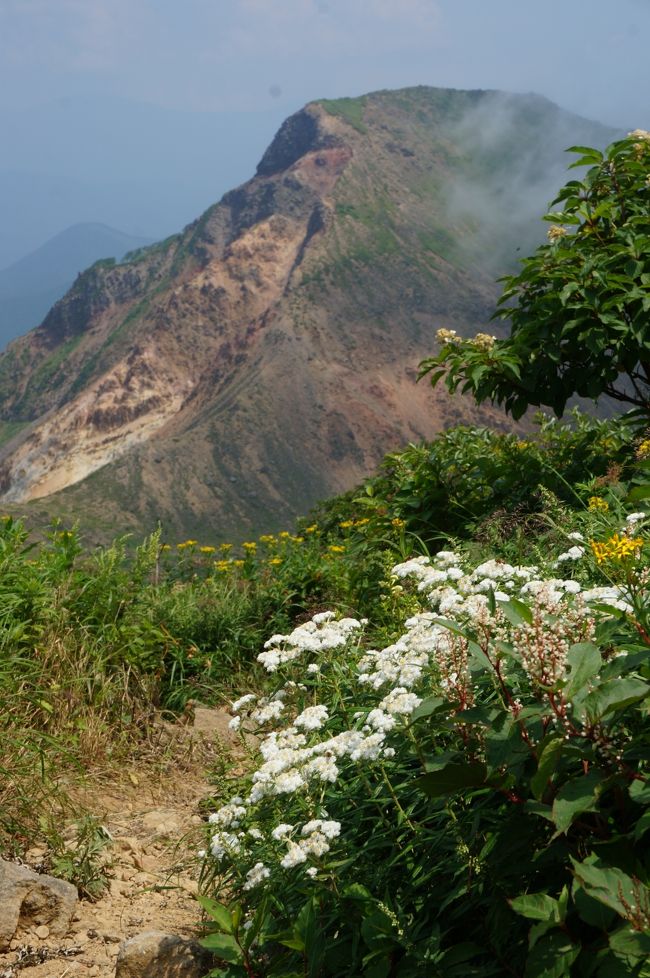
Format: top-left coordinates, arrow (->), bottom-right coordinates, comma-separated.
294,705 -> 329,731
379,687 -> 422,716
231,693 -> 257,711
626,512 -> 647,525
244,862 -> 270,890
228,716 -> 241,731
272,823 -> 295,840
306,866 -> 318,877
281,843 -> 307,868
307,663 -> 321,674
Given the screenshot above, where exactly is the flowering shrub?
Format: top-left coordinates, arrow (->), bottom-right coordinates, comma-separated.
199,508 -> 650,977
420,133 -> 650,420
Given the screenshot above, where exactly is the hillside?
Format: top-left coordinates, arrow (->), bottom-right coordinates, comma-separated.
0,223 -> 152,350
0,87 -> 615,542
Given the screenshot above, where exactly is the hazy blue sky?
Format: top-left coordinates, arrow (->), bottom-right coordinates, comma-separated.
1,0 -> 648,127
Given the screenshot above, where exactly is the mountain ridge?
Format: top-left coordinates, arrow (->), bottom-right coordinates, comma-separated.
0,86 -> 618,541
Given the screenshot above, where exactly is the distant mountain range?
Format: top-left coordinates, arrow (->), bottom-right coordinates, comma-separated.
0,86 -> 617,543
0,223 -> 152,350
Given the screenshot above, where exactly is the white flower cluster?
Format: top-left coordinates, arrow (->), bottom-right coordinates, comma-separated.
258,612 -> 364,672
206,543 -> 640,892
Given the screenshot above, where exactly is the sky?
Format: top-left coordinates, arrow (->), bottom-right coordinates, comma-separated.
0,0 -> 648,269
1,0 -> 648,126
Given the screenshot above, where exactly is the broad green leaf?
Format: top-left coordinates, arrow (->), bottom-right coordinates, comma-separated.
409,696 -> 446,722
571,857 -> 641,916
609,926 -> 650,961
564,642 -> 602,698
552,771 -> 603,834
196,895 -> 234,934
510,892 -> 560,922
416,761 -> 488,798
200,932 -> 242,963
499,597 -> 533,627
583,677 -> 650,720
629,778 -> 650,805
531,737 -> 564,801
524,931 -> 579,978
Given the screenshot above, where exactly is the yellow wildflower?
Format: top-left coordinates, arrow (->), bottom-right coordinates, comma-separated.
472,332 -> 497,351
328,545 -> 345,554
588,496 -> 609,512
547,225 -> 568,242
243,541 -> 257,551
232,559 -> 245,568
354,518 -> 370,526
292,536 -> 304,544
339,520 -> 354,529
259,534 -> 276,544
200,546 -> 216,554
279,531 -> 291,539
636,438 -> 650,460
268,557 -> 282,566
160,544 -> 171,551
214,560 -> 232,572
391,518 -> 406,528
590,533 -> 644,564
219,542 -> 233,552
436,327 -> 460,345
304,524 -> 318,534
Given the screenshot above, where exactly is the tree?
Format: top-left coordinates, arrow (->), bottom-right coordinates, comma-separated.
420,132 -> 650,420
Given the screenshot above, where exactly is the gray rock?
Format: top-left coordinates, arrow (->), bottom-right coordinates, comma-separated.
115,931 -> 213,978
0,858 -> 78,950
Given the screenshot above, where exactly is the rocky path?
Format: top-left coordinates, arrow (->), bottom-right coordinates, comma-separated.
0,708 -> 238,978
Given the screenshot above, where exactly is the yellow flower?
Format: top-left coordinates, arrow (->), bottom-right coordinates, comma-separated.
636,438 -> 650,460
259,534 -> 276,544
328,545 -> 345,554
391,518 -> 406,528
436,327 -> 460,345
339,520 -> 354,529
590,533 -> 644,564
232,559 -> 245,568
354,518 -> 370,527
214,560 -> 232,572
243,541 -> 257,551
278,531 -> 291,539
472,332 -> 497,351
268,557 -> 282,566
547,225 -> 568,242
588,496 -> 609,512
292,536 -> 304,544
200,546 -> 216,554
515,440 -> 528,451
304,524 -> 318,534
160,544 -> 171,551
219,542 -> 233,552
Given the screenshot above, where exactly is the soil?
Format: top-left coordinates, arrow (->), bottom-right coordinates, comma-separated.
0,708 -> 240,978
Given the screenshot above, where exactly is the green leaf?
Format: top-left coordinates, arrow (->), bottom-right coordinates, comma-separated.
499,597 -> 533,627
510,892 -> 561,922
626,485 -> 650,502
552,771 -> 603,834
531,738 -> 564,801
524,931 -> 579,978
571,857 -> 640,916
196,895 -> 234,934
564,642 -> 602,698
416,761 -> 488,798
629,778 -> 650,805
609,926 -> 650,961
583,677 -> 650,720
409,696 -> 446,722
200,933 -> 243,963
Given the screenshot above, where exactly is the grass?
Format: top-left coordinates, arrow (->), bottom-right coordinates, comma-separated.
318,97 -> 368,133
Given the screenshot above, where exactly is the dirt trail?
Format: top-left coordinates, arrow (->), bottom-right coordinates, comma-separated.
0,709 -> 238,978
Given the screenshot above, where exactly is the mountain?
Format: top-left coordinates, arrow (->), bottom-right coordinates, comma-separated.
0,223 -> 153,350
0,87 -> 617,543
